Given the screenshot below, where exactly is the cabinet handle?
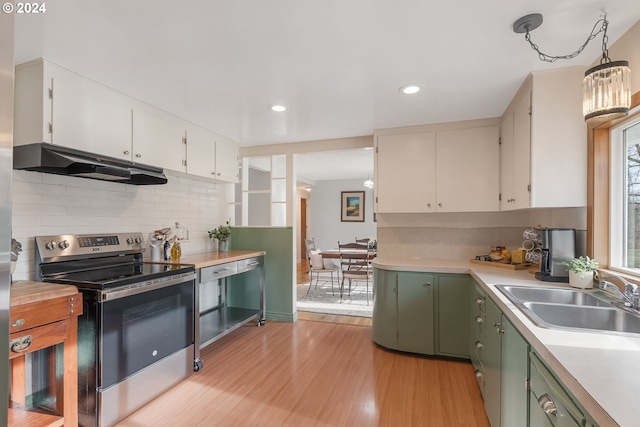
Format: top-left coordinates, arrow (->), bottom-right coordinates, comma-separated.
10,335 -> 32,353
438,203 -> 443,207
423,282 -> 431,287
537,394 -> 558,417
475,341 -> 483,351
475,316 -> 484,324
11,318 -> 25,328
474,369 -> 484,380
123,150 -> 130,155
427,203 -> 431,208
475,297 -> 484,307
135,153 -> 142,158
492,321 -> 501,328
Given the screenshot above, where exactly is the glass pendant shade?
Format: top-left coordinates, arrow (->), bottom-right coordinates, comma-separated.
583,60 -> 631,123
363,178 -> 374,189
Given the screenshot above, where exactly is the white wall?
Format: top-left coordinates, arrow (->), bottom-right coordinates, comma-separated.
308,178 -> 376,251
11,169 -> 234,281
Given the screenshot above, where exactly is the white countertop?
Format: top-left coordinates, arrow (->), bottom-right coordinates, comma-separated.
373,258 -> 640,427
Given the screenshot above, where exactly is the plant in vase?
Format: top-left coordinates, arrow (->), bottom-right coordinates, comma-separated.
208,222 -> 231,252
563,256 -> 599,289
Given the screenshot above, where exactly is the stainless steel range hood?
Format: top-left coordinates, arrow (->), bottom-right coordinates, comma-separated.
13,143 -> 168,185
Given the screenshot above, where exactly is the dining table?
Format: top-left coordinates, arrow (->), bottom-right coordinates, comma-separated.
320,249 -> 377,259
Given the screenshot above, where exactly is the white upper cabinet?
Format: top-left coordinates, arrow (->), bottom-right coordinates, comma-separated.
186,124 -> 239,183
131,100 -> 186,171
500,66 -> 587,210
436,126 -> 499,212
375,122 -> 499,213
376,132 -> 437,213
14,59 -> 132,160
213,136 -> 240,183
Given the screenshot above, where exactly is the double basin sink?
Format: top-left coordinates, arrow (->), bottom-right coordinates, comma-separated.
496,285 -> 640,335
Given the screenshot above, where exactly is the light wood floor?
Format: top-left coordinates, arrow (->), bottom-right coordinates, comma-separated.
115,320 -> 490,427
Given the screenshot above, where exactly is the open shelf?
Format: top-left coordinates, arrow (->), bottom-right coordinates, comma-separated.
199,306 -> 260,349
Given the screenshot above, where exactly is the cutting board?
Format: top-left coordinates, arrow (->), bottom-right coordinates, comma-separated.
469,259 -> 533,270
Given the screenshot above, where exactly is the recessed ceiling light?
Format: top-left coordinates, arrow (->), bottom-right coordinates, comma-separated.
399,85 -> 420,95
270,105 -> 287,112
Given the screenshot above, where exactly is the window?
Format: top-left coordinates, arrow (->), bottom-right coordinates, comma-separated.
234,155 -> 287,226
610,113 -> 640,273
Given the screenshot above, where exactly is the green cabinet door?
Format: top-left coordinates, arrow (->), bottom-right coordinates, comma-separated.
500,315 -> 529,427
436,274 -> 470,358
397,272 -> 434,355
484,297 -> 502,427
372,269 -> 399,350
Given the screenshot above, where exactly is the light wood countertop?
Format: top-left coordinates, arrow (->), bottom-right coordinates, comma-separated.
10,281 -> 79,306
173,250 -> 266,269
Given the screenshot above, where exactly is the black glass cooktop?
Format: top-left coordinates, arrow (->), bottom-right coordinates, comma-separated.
44,262 -> 195,290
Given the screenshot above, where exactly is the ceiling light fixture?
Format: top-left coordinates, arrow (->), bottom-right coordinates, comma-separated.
363,177 -> 374,189
399,84 -> 420,95
270,104 -> 287,112
513,13 -> 631,123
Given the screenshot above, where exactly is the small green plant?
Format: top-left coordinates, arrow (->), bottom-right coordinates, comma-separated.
208,221 -> 231,241
563,256 -> 599,278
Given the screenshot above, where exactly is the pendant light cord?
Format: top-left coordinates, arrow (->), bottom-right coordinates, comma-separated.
524,17 -> 609,63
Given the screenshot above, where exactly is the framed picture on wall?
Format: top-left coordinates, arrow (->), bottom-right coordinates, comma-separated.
341,191 -> 365,222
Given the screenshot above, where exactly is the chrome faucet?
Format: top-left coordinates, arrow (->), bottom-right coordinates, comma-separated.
599,272 -> 640,310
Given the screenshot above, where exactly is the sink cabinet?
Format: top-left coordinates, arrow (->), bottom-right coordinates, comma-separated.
470,283 -> 529,427
373,269 -> 470,358
375,122 -> 499,213
500,66 -> 587,210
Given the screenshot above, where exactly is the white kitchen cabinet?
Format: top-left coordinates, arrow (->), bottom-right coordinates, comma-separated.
213,136 -> 240,183
376,131 -> 436,213
14,59 -> 132,161
186,125 -> 239,183
131,101 -> 186,172
436,126 -> 499,212
375,124 -> 499,213
500,66 -> 587,210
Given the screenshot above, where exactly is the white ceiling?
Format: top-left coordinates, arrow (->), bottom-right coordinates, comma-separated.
296,148 -> 374,182
13,1 -> 640,150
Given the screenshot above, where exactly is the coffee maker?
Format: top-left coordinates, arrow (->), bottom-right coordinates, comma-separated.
534,228 -> 576,283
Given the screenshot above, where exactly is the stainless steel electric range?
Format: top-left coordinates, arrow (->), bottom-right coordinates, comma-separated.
35,232 -> 197,427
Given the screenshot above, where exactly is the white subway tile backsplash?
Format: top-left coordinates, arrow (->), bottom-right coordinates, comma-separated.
11,170 -> 234,281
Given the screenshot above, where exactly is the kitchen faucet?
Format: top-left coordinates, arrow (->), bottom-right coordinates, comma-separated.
599,272 -> 640,310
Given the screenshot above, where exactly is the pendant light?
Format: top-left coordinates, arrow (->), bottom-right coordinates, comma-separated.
513,13 -> 631,123
363,177 -> 374,189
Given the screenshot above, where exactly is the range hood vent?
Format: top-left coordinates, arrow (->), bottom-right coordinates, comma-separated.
13,143 -> 168,185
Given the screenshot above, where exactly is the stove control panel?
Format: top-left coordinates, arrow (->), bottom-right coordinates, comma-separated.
35,232 -> 145,261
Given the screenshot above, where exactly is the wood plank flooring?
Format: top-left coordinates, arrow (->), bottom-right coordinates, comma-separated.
115,320 -> 489,427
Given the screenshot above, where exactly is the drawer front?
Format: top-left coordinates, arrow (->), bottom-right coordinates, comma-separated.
473,362 -> 485,397
236,256 -> 263,274
529,353 -> 585,427
200,262 -> 238,282
10,294 -> 80,333
473,312 -> 486,337
9,320 -> 68,358
473,286 -> 486,314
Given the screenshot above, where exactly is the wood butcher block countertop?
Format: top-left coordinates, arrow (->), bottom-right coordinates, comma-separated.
10,281 -> 80,306
175,250 -> 266,269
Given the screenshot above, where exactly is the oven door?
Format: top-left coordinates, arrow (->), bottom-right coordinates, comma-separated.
99,273 -> 196,389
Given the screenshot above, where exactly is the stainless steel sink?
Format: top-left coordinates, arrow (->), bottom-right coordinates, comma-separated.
497,285 -> 611,307
495,284 -> 640,335
523,302 -> 640,334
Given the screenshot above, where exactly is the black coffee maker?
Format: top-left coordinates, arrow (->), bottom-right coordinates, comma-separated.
534,228 -> 576,283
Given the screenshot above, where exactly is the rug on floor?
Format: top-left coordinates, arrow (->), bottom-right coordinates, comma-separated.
297,279 -> 373,318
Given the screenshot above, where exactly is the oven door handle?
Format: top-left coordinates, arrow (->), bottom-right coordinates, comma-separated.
99,272 -> 197,302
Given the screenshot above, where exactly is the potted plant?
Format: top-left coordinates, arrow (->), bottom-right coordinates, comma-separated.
563,256 -> 599,289
208,222 -> 231,252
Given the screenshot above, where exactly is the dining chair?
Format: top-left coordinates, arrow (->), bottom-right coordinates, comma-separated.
337,241 -> 374,304
304,238 -> 338,295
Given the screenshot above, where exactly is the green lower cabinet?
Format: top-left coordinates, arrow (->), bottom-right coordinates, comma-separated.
529,352 -> 585,427
397,272 -> 435,355
436,274 -> 471,358
372,269 -> 399,350
483,297 -> 503,427
500,315 -> 529,427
